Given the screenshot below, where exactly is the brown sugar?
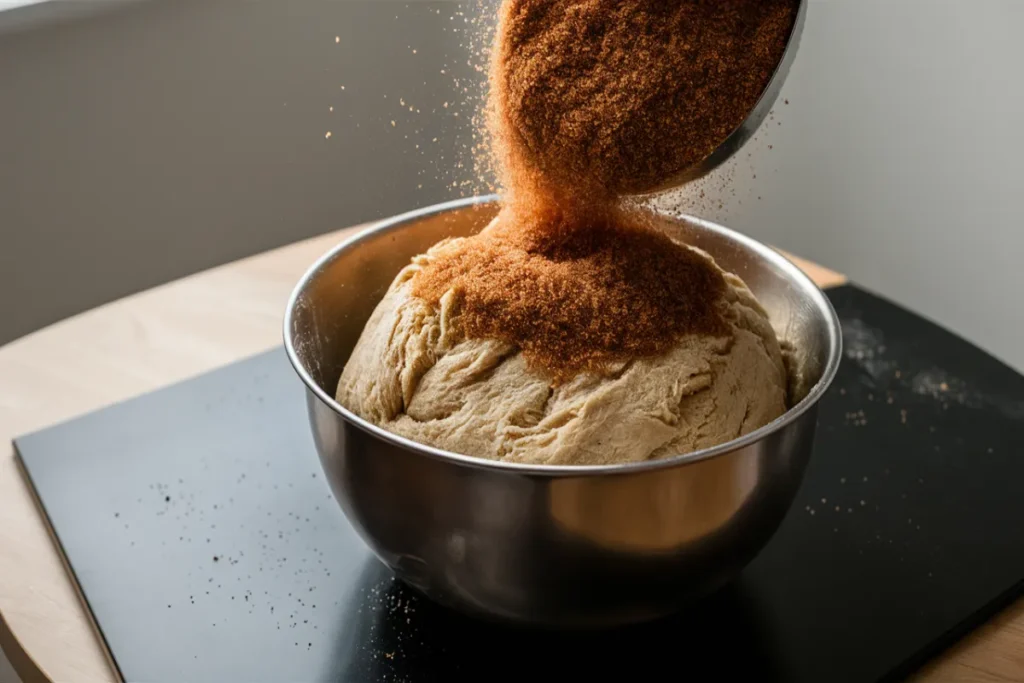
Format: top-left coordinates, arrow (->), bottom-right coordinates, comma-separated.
412,0 -> 795,379
489,0 -> 798,197
412,202 -> 728,380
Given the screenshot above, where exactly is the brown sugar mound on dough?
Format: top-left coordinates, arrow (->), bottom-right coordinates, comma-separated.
402,0 -> 798,382
411,202 -> 729,380
490,0 -> 798,197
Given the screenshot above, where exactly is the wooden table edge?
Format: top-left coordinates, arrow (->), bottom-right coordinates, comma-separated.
2,223 -> 1017,683
0,611 -> 48,683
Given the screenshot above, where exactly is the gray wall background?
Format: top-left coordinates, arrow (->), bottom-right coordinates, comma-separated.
1,0 -> 1022,377
0,0 -> 493,348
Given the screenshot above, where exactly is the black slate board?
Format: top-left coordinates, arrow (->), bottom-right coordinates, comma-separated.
14,285 -> 1024,683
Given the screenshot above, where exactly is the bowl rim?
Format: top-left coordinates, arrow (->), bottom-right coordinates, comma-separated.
283,194 -> 842,478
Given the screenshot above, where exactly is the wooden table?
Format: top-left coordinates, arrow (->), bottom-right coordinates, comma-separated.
0,223 -> 1021,683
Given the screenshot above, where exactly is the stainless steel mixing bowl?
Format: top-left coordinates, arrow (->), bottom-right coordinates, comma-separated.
284,195 -> 841,628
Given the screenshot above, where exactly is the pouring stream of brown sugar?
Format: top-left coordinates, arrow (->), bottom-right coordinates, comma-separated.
411,0 -> 804,380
